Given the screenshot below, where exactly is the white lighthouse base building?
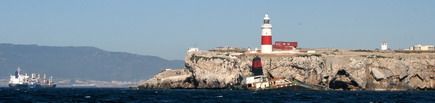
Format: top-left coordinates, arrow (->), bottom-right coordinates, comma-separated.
261,45 -> 272,53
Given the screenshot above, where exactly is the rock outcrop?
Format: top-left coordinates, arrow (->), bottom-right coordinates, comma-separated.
139,50 -> 435,90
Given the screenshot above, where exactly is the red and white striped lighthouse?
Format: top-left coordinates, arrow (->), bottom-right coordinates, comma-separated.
261,14 -> 272,53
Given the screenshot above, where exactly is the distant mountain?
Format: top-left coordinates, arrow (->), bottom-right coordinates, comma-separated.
0,43 -> 184,81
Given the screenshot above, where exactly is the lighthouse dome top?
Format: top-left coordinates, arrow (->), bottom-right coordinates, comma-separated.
264,14 -> 270,20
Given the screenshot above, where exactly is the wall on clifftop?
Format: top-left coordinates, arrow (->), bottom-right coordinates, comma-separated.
140,50 -> 435,90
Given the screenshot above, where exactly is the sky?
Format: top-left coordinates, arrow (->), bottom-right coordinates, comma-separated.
1,0 -> 434,60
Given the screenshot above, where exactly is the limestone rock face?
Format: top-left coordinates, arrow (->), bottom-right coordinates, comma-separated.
371,68 -> 393,80
139,51 -> 435,90
138,69 -> 195,89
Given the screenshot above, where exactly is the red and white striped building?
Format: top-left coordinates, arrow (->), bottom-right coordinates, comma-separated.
261,14 -> 273,53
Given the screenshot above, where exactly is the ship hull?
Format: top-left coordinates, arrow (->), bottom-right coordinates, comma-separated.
237,84 -> 317,91
240,75 -> 326,91
266,85 -> 316,91
9,84 -> 56,88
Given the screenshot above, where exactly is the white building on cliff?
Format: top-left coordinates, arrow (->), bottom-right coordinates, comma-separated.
381,42 -> 388,50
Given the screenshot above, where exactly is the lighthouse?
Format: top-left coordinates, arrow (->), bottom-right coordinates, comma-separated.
261,14 -> 273,53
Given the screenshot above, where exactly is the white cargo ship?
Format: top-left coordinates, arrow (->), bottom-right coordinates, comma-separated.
9,67 -> 56,88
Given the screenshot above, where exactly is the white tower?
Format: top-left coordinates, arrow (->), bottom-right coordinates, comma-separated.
261,14 -> 273,53
381,42 -> 388,50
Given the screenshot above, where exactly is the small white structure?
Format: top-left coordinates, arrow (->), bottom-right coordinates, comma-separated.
187,48 -> 199,52
381,42 -> 388,50
408,44 -> 434,50
247,48 -> 260,53
307,50 -> 316,53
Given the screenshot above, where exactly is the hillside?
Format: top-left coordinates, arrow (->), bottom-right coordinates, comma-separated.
0,43 -> 184,81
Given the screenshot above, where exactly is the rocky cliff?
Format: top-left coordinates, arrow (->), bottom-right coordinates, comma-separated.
139,50 -> 435,90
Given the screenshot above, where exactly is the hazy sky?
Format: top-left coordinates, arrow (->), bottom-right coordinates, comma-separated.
1,1 -> 434,60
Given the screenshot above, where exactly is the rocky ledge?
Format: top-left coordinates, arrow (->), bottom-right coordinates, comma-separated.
139,50 -> 435,90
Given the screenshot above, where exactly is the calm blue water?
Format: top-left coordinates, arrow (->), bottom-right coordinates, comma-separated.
0,88 -> 434,102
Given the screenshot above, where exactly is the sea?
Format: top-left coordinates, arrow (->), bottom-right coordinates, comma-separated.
0,88 -> 434,103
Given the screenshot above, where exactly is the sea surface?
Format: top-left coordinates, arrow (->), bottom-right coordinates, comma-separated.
0,88 -> 434,103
